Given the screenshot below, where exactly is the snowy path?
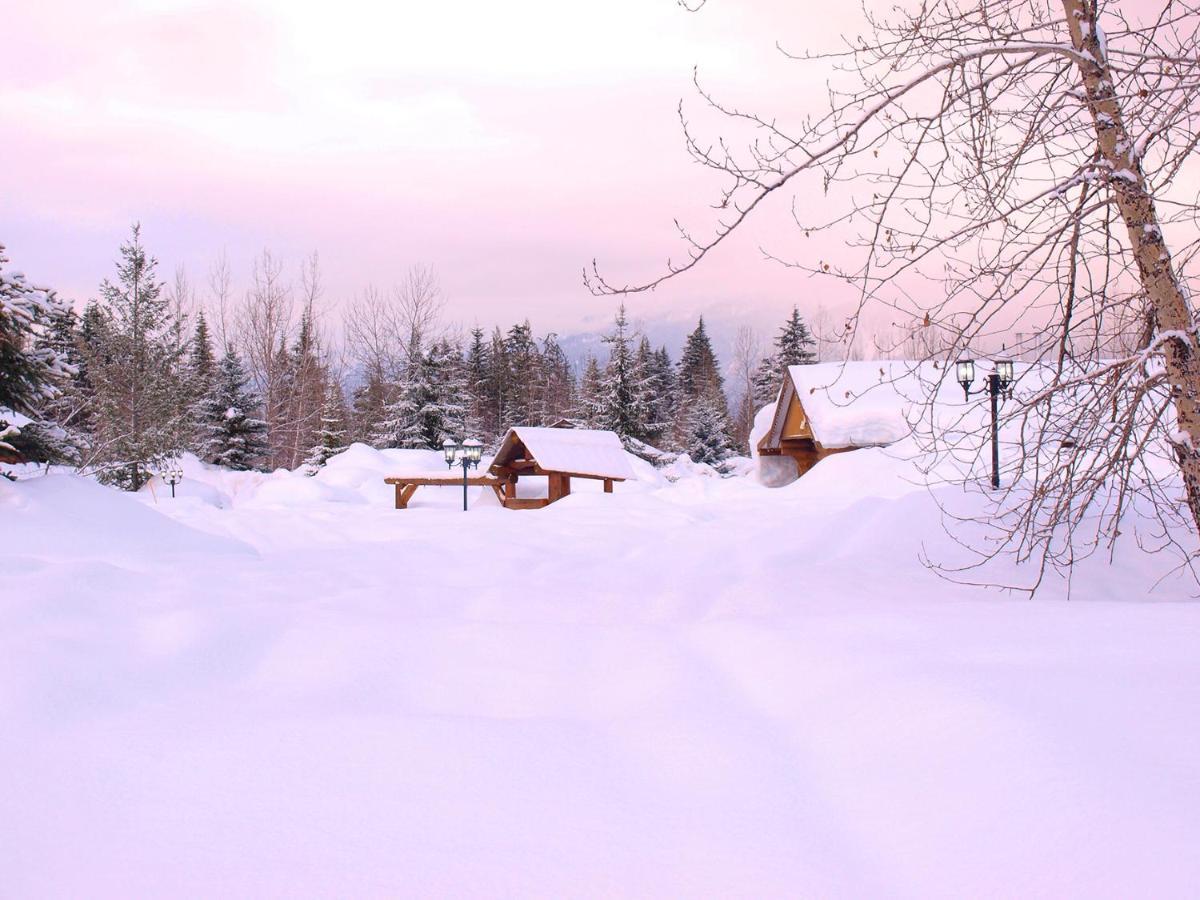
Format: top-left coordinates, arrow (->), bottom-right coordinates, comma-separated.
3,452 -> 1199,897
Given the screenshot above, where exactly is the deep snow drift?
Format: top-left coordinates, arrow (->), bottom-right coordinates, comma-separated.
3,442 -> 1198,897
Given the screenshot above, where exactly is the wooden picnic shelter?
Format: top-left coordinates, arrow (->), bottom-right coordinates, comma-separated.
385,426 -> 634,510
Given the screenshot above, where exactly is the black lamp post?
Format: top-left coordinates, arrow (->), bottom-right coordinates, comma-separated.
956,358 -> 1015,490
443,438 -> 484,511
162,463 -> 184,499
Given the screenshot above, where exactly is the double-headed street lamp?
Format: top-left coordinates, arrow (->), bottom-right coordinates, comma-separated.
443,438 -> 484,511
161,462 -> 184,499
956,358 -> 1015,490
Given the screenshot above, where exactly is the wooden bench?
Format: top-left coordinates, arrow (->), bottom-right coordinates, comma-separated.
383,475 -> 505,509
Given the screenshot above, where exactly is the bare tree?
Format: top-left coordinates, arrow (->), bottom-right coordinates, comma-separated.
730,324 -> 763,450
393,263 -> 445,363
588,0 -> 1200,583
343,265 -> 446,443
207,251 -> 235,353
237,249 -> 293,468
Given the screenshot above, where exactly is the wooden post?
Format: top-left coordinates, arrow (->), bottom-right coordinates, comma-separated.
394,483 -> 404,509
603,478 -> 613,494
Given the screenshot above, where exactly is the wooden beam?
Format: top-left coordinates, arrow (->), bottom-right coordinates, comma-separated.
503,497 -> 550,510
384,476 -> 500,487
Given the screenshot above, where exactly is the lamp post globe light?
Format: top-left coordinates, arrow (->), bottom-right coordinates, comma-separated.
955,358 -> 1015,490
444,438 -> 484,511
162,462 -> 184,499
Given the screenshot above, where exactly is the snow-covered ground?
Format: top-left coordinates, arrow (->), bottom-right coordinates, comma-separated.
3,443 -> 1199,897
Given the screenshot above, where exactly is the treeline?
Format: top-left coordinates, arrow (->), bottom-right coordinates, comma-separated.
2,226 -> 820,489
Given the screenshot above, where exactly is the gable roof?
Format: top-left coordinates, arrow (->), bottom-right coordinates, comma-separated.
765,360 -> 1020,451
490,426 -> 636,480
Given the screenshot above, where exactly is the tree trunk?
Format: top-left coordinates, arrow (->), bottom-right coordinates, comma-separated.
1062,0 -> 1200,534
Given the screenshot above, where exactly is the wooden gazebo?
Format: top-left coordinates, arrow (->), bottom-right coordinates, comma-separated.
384,426 -> 634,510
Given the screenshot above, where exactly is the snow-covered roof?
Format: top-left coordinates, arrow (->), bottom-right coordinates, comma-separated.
492,426 -> 636,480
775,360 -> 999,450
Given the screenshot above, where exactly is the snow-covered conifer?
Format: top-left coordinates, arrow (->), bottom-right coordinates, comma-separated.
576,356 -> 604,427
85,225 -> 188,489
683,394 -> 734,466
598,304 -> 645,438
302,382 -> 349,475
0,243 -> 74,459
199,349 -> 268,471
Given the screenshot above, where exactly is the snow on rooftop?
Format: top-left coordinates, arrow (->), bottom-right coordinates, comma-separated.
786,361 -> 934,449
785,360 -> 1030,450
496,426 -> 636,480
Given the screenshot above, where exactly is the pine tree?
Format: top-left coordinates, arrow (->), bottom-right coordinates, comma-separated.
576,355 -> 604,427
676,316 -> 725,402
372,339 -> 466,450
754,306 -> 818,404
598,304 -> 645,438
632,337 -> 671,445
752,355 -> 780,407
463,326 -> 493,441
85,224 -> 188,490
684,395 -> 735,466
424,339 -> 467,447
503,321 -> 539,427
199,349 -> 269,470
302,382 -> 349,475
0,246 -> 74,463
372,343 -> 427,450
776,306 -> 817,368
535,332 -> 575,426
188,312 -> 216,391
351,370 -> 389,446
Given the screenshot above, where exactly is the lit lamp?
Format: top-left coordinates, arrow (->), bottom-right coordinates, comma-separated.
954,357 -> 1016,490
162,462 -> 183,499
995,358 -> 1014,389
956,359 -> 976,400
444,438 -> 484,511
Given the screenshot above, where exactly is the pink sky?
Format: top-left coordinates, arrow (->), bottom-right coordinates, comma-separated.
1,0 -> 870,335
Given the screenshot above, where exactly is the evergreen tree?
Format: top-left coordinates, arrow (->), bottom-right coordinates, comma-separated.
0,245 -> 74,464
752,355 -> 780,408
199,349 -> 269,470
351,370 -> 389,446
372,341 -> 427,449
576,356 -> 604,427
632,337 -> 671,445
302,382 -> 349,475
372,339 -> 466,450
674,317 -> 734,460
463,326 -> 493,441
598,304 -> 645,438
676,316 -> 725,402
776,306 -> 817,367
188,311 -> 216,391
30,300 -> 90,462
85,224 -> 187,490
424,339 -> 467,446
503,320 -> 539,427
754,306 -> 818,404
535,332 -> 575,426
485,327 -> 509,436
683,395 -> 735,466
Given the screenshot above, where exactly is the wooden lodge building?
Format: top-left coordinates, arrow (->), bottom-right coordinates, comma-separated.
386,426 -> 634,510
756,361 -> 923,478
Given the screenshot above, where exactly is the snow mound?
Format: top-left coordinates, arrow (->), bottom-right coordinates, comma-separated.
2,473 -> 254,562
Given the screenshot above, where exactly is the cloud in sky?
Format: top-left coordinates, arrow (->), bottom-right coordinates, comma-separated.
2,0 -> 865,334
